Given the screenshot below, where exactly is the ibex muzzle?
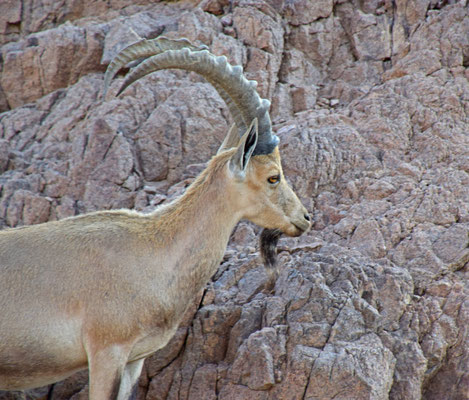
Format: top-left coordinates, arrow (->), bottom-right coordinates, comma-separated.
0,36 -> 310,398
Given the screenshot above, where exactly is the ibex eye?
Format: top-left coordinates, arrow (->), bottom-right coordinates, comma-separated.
267,175 -> 280,184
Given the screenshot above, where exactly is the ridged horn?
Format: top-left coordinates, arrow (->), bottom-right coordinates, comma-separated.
104,37 -> 279,155
103,36 -> 208,97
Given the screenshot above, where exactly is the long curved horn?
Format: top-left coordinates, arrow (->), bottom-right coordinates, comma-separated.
103,37 -> 208,97
104,37 -> 279,155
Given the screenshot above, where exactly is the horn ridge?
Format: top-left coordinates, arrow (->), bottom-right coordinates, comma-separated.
116,48 -> 261,132
103,36 -> 208,96
104,36 -> 278,155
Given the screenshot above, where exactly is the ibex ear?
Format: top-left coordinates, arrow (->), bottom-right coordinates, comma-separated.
229,118 -> 258,180
217,124 -> 240,155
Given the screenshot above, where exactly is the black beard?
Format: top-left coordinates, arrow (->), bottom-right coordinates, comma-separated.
259,228 -> 283,268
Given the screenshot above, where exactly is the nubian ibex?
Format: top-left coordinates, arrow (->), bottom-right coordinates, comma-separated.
0,37 -> 310,399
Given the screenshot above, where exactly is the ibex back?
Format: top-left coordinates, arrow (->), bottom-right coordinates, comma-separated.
0,37 -> 310,399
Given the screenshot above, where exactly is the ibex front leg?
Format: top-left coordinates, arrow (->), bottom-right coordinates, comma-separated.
118,359 -> 145,400
86,344 -> 133,400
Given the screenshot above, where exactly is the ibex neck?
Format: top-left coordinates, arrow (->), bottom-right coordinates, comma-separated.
157,161 -> 240,242
152,158 -> 240,308
168,178 -> 240,246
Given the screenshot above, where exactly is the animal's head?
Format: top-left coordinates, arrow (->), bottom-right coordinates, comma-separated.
217,120 -> 310,237
104,36 -> 310,238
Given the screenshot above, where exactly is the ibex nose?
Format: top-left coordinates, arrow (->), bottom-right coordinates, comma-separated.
304,213 -> 311,222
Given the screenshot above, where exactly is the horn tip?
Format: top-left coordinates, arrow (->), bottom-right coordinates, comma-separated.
116,83 -> 126,97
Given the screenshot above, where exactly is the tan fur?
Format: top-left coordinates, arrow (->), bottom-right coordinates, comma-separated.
0,134 -> 309,398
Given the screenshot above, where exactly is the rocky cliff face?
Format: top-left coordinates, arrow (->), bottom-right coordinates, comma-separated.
0,0 -> 468,399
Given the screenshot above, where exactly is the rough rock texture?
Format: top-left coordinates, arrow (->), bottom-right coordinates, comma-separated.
1,0 -> 468,399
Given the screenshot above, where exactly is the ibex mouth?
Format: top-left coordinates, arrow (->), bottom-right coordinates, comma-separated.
293,222 -> 309,234
291,215 -> 311,235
